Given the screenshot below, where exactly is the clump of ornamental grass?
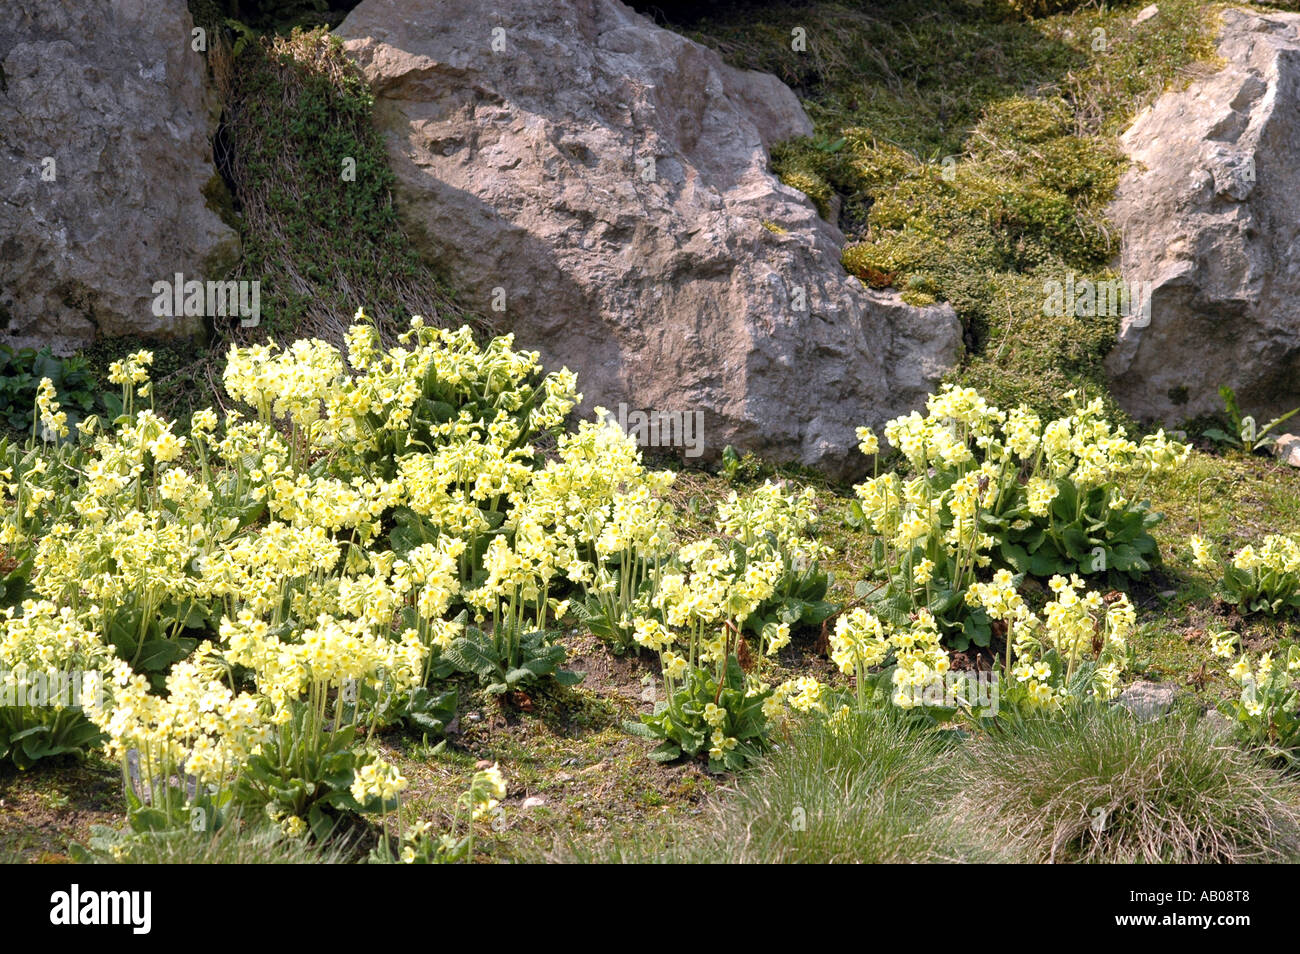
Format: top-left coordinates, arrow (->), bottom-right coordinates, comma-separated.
704,706 -> 992,863
948,707 -> 1300,863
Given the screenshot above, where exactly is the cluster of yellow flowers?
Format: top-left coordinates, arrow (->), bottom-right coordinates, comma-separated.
714,480 -> 824,564
94,652 -> 269,789
221,612 -> 425,715
352,760 -> 409,804
1219,640 -> 1300,757
5,308 -> 1208,831
106,350 -> 155,418
754,675 -> 835,736
821,569 -> 1135,717
830,607 -> 949,709
966,570 -> 1134,705
634,539 -> 784,668
627,527 -> 804,767
0,599 -> 109,675
1190,532 -> 1300,616
107,350 -> 154,390
1231,535 -> 1300,575
824,386 -> 1185,718
853,387 -> 1187,572
830,607 -> 889,676
468,763 -> 507,821
0,314 -> 591,820
516,414 -> 678,645
35,378 -> 68,441
0,600 -> 110,747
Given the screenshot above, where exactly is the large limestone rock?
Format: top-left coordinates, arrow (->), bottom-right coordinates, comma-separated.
1106,8 -> 1300,423
0,0 -> 238,351
338,0 -> 962,477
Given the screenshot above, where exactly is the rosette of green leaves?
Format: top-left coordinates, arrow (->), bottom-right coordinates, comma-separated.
234,712 -> 397,840
0,699 -> 103,769
627,655 -> 772,771
0,346 -> 103,435
442,625 -> 582,696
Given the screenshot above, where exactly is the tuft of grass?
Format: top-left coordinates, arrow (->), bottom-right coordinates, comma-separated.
949,707 -> 1300,863
700,708 -> 993,863
535,702 -> 1300,864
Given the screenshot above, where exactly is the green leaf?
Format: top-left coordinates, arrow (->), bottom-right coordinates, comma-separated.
161,601 -> 212,630
1028,549 -> 1061,577
128,807 -> 171,833
503,667 -> 533,686
1061,527 -> 1092,560
32,350 -> 63,384
308,804 -> 338,842
854,578 -> 883,599
1050,479 -> 1078,522
443,633 -> 500,677
799,599 -> 837,625
964,611 -> 992,648
999,541 -> 1031,573
622,719 -> 660,740
1219,384 -> 1241,426
136,637 -> 197,672
648,742 -> 681,763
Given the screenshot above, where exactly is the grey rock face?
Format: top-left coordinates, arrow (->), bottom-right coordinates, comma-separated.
1116,680 -> 1178,722
338,0 -> 962,477
1105,9 -> 1300,424
1275,432 -> 1300,466
0,0 -> 238,351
